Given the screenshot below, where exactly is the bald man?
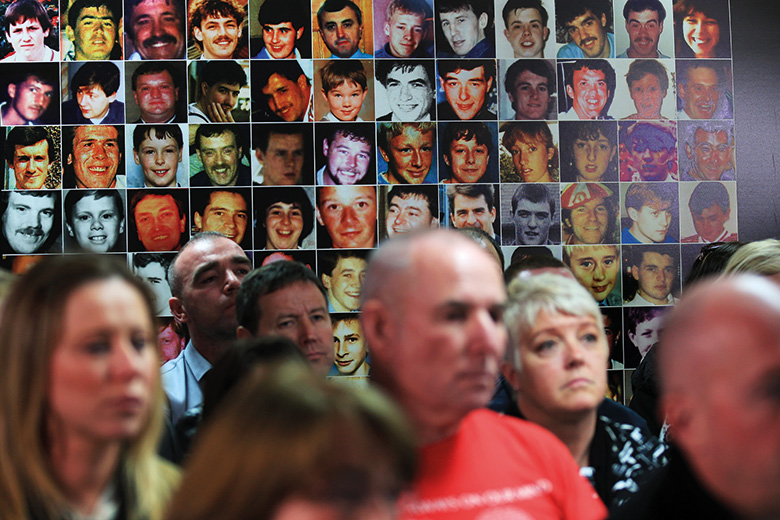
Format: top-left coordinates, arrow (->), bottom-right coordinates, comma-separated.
360,229 -> 606,519
614,275 -> 780,520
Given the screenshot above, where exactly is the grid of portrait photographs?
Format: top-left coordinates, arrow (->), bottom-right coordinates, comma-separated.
0,0 -> 735,396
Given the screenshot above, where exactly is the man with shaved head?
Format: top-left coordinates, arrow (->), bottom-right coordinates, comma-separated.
360,229 -> 605,519
614,275 -> 780,519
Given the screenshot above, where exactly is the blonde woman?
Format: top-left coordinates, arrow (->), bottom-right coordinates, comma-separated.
0,255 -> 179,519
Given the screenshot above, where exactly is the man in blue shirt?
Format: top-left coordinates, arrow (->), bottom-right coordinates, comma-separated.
316,0 -> 372,58
556,0 -> 614,58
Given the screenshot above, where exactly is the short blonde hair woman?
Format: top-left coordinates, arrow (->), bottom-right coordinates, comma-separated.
0,255 -> 179,519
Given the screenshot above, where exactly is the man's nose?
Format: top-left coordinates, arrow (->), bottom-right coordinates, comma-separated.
340,205 -> 359,225
91,217 -> 104,230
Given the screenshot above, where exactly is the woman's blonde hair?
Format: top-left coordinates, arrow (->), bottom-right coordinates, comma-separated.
0,255 -> 177,520
167,361 -> 417,520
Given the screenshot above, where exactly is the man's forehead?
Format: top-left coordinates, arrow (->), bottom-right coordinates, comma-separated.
202,12 -> 238,24
391,194 -> 430,208
454,194 -> 487,209
201,131 -> 238,147
9,192 -> 54,205
388,65 -> 428,82
641,251 -> 674,265
137,194 -> 177,211
75,127 -> 119,142
567,9 -> 598,25
335,255 -> 366,269
20,76 -> 54,90
16,139 -> 49,153
138,70 -> 175,84
451,136 -> 484,148
516,70 -> 548,86
574,67 -> 606,81
263,21 -> 295,29
694,128 -> 729,143
208,190 -> 246,208
9,16 -> 43,28
509,7 -> 542,21
389,9 -> 424,22
322,6 -> 359,22
132,0 -> 181,17
571,246 -> 616,259
77,5 -> 115,21
516,199 -> 549,211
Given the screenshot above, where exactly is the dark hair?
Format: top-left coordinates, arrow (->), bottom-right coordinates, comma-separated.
3,0 -> 53,33
625,306 -> 665,336
132,252 -> 174,271
561,59 -> 616,118
64,188 -> 124,227
252,123 -> 309,153
317,0 -> 362,29
323,123 -> 374,149
188,0 -> 245,36
257,0 -> 306,28
501,0 -> 547,27
504,59 -> 555,95
319,59 -> 367,93
236,261 -> 327,333
556,0 -> 610,34
5,126 -> 55,165
436,0 -> 490,18
196,61 -> 248,95
627,243 -> 677,268
504,253 -> 565,283
67,0 -> 120,27
621,121 -> 676,153
685,241 -> 745,287
688,181 -> 730,215
133,124 -> 184,152
254,187 -> 314,247
252,60 -> 309,91
320,249 -> 367,277
673,0 -> 730,58
511,183 -> 554,215
375,59 -> 434,87
625,59 -> 669,92
443,121 -> 493,154
446,183 -> 494,212
70,61 -> 121,98
623,0 -> 665,21
131,61 -> 183,91
437,59 -> 496,81
387,185 -> 439,216
559,121 -> 618,182
130,190 -> 185,221
194,124 -> 243,152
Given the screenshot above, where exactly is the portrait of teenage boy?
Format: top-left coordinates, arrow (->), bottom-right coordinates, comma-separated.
435,0 -> 494,57
622,243 -> 679,306
380,184 -> 439,239
500,59 -> 556,120
500,183 -> 559,246
125,0 -> 186,59
680,181 -> 737,243
621,181 -> 678,244
619,120 -> 677,182
0,62 -> 59,125
188,0 -> 247,59
555,0 -> 614,58
128,61 -> 187,124
439,121 -> 499,184
62,61 -> 125,125
498,0 -> 550,58
314,0 -> 372,58
375,59 -> 436,121
377,122 -> 437,184
437,58 -> 497,121
62,0 -> 122,60
1,0 -> 59,61
251,0 -> 311,58
374,0 -> 433,58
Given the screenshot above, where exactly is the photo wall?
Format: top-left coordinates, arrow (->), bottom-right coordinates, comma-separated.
0,0 -> 738,399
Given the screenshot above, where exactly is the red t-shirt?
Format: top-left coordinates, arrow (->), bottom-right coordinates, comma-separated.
399,409 -> 607,520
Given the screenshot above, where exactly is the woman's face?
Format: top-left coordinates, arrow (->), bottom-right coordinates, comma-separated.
68,194 -> 124,252
265,201 -> 304,249
682,10 -> 720,58
510,137 -> 554,183
513,310 -> 608,420
48,278 -> 157,444
572,132 -> 615,182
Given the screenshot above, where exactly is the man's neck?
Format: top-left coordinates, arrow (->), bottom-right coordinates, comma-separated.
626,47 -> 658,59
142,111 -> 175,124
190,331 -> 234,365
594,37 -> 611,58
629,223 -> 652,243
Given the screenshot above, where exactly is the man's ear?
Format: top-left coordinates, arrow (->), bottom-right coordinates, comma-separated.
627,207 -> 639,223
500,360 -> 521,392
65,25 -> 75,42
169,296 -> 189,325
316,207 -> 324,226
193,211 -> 203,231
192,26 -> 203,43
236,325 -> 252,340
685,143 -> 693,160
566,84 -> 575,100
7,83 -> 15,100
631,265 -> 640,281
321,273 -> 332,290
359,299 -> 391,360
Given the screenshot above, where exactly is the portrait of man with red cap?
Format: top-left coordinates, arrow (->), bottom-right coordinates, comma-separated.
561,182 -> 619,244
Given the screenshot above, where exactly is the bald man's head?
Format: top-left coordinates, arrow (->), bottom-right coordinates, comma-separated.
659,275 -> 780,520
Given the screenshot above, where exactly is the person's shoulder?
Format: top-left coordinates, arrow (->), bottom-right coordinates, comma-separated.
377,112 -> 392,121
374,44 -> 393,58
621,227 -> 641,243
465,39 -> 495,58
189,170 -> 210,186
598,397 -> 650,434
681,234 -> 700,243
557,42 -> 583,59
